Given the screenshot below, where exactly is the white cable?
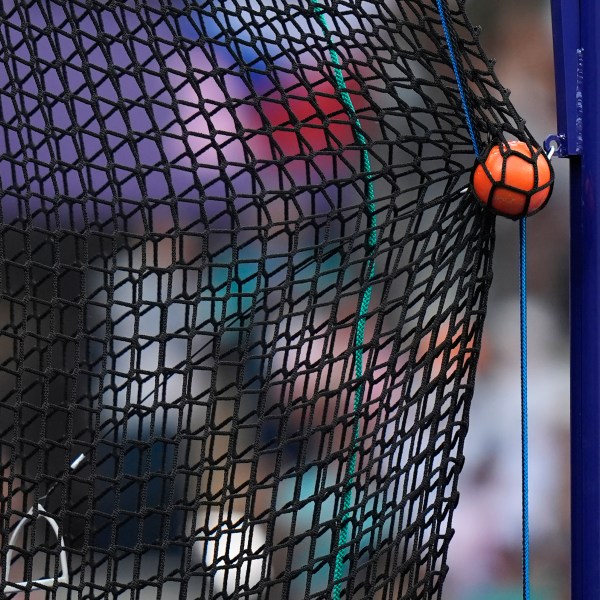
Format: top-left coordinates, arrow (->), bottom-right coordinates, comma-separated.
3,504 -> 69,595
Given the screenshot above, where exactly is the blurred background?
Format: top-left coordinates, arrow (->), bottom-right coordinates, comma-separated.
0,1 -> 570,598
445,1 -> 570,599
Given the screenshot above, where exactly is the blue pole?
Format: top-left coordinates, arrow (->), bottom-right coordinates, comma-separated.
572,0 -> 600,590
551,0 -> 600,597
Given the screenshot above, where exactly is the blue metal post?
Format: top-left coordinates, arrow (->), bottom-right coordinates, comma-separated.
551,0 -> 600,597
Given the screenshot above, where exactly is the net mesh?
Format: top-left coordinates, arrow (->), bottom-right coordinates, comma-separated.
0,1 -> 541,598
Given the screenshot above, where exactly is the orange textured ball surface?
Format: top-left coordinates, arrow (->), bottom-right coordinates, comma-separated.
472,140 -> 552,218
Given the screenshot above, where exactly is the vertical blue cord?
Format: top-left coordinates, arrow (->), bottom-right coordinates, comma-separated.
520,218 -> 530,600
434,0 -> 480,157
435,1 -> 530,598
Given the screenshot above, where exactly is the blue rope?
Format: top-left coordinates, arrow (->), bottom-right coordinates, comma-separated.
435,2 -> 530,598
520,218 -> 530,600
434,0 -> 480,158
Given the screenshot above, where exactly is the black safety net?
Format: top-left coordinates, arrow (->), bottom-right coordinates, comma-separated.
0,1 -> 541,599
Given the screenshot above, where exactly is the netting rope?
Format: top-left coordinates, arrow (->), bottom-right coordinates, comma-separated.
0,1 -> 551,598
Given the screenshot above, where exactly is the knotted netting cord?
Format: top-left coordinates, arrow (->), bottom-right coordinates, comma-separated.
0,1 -> 546,598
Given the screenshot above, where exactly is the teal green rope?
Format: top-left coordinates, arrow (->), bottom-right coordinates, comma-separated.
309,3 -> 377,598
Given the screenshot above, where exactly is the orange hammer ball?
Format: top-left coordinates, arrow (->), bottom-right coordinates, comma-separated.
471,140 -> 553,218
